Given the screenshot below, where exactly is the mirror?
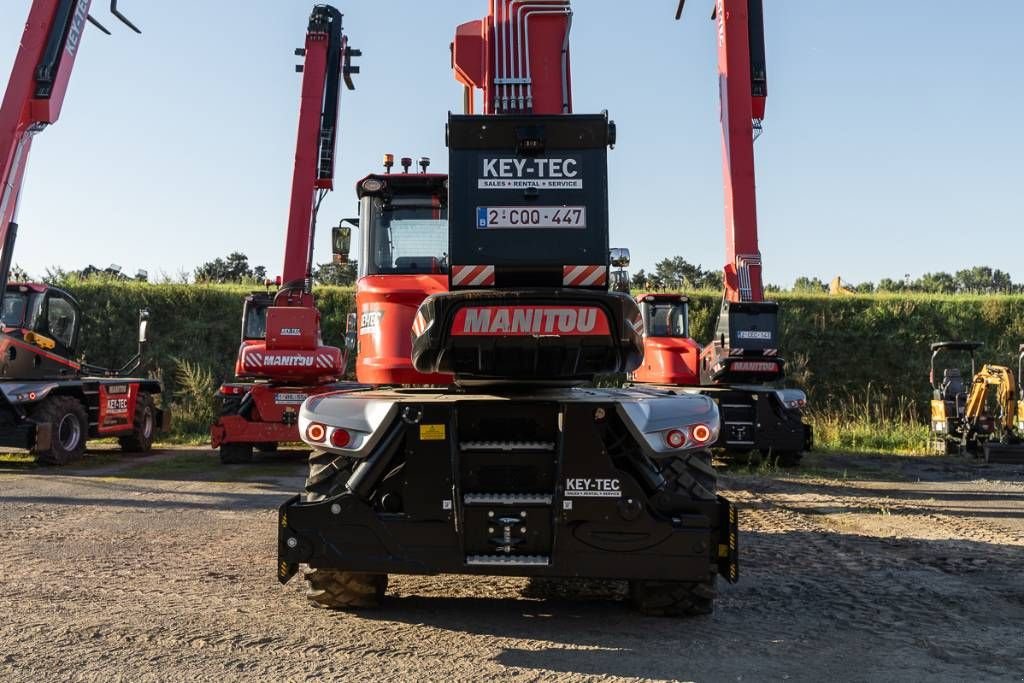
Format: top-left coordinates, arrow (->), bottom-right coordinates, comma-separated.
609,247 -> 631,268
610,269 -> 631,293
138,309 -> 150,344
345,312 -> 358,350
332,219 -> 357,264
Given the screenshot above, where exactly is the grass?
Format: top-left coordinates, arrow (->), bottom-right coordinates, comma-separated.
808,386 -> 930,454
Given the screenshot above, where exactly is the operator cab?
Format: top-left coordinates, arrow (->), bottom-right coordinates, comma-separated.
638,294 -> 690,339
2,284 -> 81,355
351,170 -> 449,277
332,157 -> 452,386
240,292 -> 274,341
0,284 -> 82,378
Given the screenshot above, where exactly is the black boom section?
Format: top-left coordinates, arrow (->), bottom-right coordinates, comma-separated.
411,289 -> 643,382
447,113 -> 612,288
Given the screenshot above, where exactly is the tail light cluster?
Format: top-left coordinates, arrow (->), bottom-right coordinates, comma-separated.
662,423 -> 713,449
305,422 -> 353,449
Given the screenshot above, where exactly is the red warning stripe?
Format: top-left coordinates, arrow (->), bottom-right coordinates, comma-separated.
562,265 -> 607,287
451,264 -> 496,287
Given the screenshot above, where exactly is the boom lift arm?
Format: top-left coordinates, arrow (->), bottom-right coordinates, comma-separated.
235,4 -> 359,383
677,0 -> 782,386
278,4 -> 359,306
0,1 -> 139,300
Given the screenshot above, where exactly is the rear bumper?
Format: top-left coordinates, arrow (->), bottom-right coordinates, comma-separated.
277,492 -> 738,585
0,419 -> 46,451
211,415 -> 298,448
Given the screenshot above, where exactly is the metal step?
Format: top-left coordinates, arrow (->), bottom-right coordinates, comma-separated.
460,441 -> 556,452
466,554 -> 550,567
463,493 -> 553,506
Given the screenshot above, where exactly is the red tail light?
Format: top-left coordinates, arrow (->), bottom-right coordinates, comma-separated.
691,424 -> 712,444
330,428 -> 351,448
220,384 -> 245,396
665,429 -> 686,449
305,422 -> 326,442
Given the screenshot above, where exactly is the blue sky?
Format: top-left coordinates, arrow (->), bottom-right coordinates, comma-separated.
2,1 -> 1022,286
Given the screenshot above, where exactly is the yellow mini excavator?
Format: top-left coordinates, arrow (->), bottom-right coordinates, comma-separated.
929,341 -> 1024,463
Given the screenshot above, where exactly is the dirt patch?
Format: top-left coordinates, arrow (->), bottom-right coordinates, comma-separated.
0,450 -> 1022,681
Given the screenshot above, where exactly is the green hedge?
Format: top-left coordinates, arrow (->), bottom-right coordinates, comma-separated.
60,282 -> 1024,418
61,282 -> 353,400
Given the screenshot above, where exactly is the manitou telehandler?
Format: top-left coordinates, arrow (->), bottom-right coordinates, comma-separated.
629,1 -> 812,467
0,2 -> 168,464
210,5 -> 361,464
278,0 -> 738,617
928,341 -> 1024,463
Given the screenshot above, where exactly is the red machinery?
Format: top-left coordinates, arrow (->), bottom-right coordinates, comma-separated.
630,1 -> 811,465
335,155 -> 451,386
0,2 -> 167,465
210,5 -> 361,463
279,1 -> 737,618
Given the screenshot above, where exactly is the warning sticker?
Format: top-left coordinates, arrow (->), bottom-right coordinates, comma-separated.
419,424 -> 446,441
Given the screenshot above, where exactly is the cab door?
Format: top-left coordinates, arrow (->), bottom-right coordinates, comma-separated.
37,290 -> 82,366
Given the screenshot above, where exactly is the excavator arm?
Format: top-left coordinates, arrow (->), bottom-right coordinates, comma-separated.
964,365 -> 1018,432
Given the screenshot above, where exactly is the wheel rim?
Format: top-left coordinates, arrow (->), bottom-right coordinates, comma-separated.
142,409 -> 154,439
57,413 -> 81,451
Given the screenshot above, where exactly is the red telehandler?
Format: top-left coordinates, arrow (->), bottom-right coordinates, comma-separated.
629,0 -> 811,467
0,1 -> 168,465
210,4 -> 361,464
278,0 -> 738,617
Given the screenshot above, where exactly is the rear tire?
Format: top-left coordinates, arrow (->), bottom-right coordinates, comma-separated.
219,443 -> 253,464
635,449 -> 719,616
118,392 -> 155,453
31,396 -> 88,465
304,568 -> 388,609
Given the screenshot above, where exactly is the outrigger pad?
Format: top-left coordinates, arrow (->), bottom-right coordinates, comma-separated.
410,289 -> 644,382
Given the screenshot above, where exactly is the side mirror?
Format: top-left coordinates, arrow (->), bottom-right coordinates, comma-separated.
610,270 -> 631,293
138,309 -> 150,344
332,220 -> 357,264
345,312 -> 358,350
609,247 -> 631,268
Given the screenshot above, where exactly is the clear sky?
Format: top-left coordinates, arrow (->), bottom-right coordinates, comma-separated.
2,1 -> 1022,286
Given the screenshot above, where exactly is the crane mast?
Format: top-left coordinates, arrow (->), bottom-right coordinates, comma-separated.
278,4 -> 357,300
0,1 -> 139,298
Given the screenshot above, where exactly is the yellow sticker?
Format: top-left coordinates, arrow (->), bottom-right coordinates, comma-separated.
419,424 -> 446,441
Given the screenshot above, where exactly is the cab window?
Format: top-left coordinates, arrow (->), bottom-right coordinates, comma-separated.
46,297 -> 77,349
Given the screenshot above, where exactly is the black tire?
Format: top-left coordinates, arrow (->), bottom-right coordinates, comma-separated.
255,442 -> 279,453
304,568 -> 388,609
118,392 -> 156,453
219,443 -> 254,464
661,450 -> 717,501
31,396 -> 88,465
631,449 -> 718,617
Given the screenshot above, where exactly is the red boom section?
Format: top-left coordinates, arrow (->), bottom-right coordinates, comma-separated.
281,20 -> 338,284
1,0 -> 93,256
452,0 -> 573,115
714,0 -> 764,302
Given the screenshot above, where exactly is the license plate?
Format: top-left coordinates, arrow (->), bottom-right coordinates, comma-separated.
274,393 -> 307,405
477,206 -> 586,229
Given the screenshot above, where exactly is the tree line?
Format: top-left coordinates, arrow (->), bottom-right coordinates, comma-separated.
13,253 -> 1020,295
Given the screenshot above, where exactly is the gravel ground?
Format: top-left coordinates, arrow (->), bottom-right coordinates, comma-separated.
0,449 -> 1022,682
